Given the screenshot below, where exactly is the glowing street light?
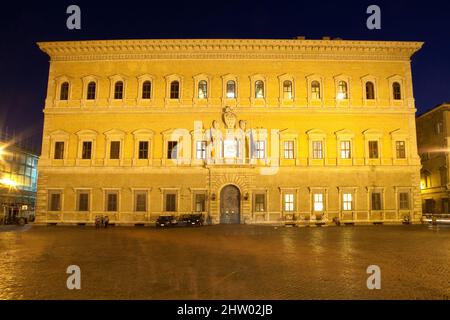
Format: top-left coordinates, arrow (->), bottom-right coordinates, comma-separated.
0,178 -> 18,188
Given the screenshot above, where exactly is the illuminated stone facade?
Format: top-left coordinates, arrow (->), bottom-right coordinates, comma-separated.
36,38 -> 423,225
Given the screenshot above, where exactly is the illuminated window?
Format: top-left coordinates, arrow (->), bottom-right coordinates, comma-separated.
365,81 -> 375,100
135,192 -> 147,212
226,80 -> 236,98
254,194 -> 266,212
284,193 -> 294,212
284,140 -> 294,159
82,141 -> 92,159
109,141 -> 120,159
340,140 -> 351,159
399,192 -> 410,210
170,81 -> 180,99
368,141 -> 379,159
87,82 -> 96,100
283,80 -> 293,100
198,80 -> 208,99
142,81 -> 151,99
312,141 -> 323,159
393,82 -> 402,100
167,141 -> 178,159
77,192 -> 89,211
311,81 -> 321,99
194,194 -> 206,212
342,193 -> 353,211
138,141 -> 149,159
313,193 -> 324,212
255,80 -> 264,98
255,140 -> 265,159
54,142 -> 64,159
114,81 -> 123,99
371,192 -> 382,210
60,82 -> 69,100
396,141 -> 406,159
337,81 -> 348,100
196,141 -> 207,160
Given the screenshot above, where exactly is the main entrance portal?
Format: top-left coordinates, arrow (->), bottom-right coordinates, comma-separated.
220,185 -> 241,224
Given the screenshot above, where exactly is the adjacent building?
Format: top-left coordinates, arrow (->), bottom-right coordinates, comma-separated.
417,103 -> 450,214
36,38 -> 423,225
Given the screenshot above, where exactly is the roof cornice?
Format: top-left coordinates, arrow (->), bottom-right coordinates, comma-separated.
37,39 -> 423,62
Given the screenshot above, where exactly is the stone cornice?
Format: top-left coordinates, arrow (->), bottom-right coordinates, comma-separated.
37,39 -> 423,62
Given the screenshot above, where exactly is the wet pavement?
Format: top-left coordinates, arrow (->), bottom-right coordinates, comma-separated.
0,224 -> 449,300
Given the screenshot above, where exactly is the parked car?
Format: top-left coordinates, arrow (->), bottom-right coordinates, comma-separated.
156,215 -> 178,227
178,213 -> 204,226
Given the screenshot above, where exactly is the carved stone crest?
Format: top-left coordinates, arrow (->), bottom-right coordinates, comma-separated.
223,106 -> 237,129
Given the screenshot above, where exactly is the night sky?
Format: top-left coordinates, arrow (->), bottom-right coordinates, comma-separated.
1,0 -> 449,153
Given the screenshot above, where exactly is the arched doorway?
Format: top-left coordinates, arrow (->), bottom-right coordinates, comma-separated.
220,185 -> 241,224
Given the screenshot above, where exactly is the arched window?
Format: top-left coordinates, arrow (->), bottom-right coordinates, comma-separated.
283,80 -> 293,100
114,81 -> 124,99
226,80 -> 236,98
198,80 -> 208,99
393,82 -> 402,100
170,81 -> 180,99
87,82 -> 96,100
365,81 -> 375,100
142,81 -> 151,99
311,81 -> 321,99
60,82 -> 69,100
255,80 -> 264,98
337,81 -> 348,100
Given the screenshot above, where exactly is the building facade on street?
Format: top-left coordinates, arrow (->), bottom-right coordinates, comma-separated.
0,131 -> 39,209
417,103 -> 450,214
36,38 -> 423,225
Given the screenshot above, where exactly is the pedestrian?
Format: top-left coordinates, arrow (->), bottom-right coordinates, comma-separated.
104,216 -> 109,228
95,216 -> 100,229
100,215 -> 105,228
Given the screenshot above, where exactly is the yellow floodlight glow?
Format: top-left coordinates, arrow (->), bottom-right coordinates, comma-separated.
0,178 -> 17,188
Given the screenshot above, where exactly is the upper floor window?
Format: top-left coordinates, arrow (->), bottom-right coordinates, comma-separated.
393,82 -> 402,100
284,141 -> 294,159
337,81 -> 348,100
255,141 -> 265,159
311,81 -> 321,99
54,142 -> 64,159
396,141 -> 406,159
142,81 -> 151,99
167,141 -> 178,159
170,81 -> 180,99
82,141 -> 92,160
365,81 -> 375,100
87,82 -> 96,100
60,82 -> 69,100
435,122 -> 443,135
138,141 -> 149,159
255,80 -> 264,99
340,140 -> 351,159
226,80 -> 236,98
312,141 -> 323,159
196,141 -> 207,160
114,81 -> 124,100
368,141 -> 379,159
283,80 -> 293,100
110,141 -> 120,159
198,80 -> 208,99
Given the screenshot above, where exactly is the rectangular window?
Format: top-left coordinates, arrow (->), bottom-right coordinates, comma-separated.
399,192 -> 410,210
165,193 -> 177,212
340,141 -> 351,159
343,193 -> 353,211
54,142 -> 64,159
196,141 -> 207,160
284,141 -> 294,159
284,193 -> 294,212
138,141 -> 149,159
396,141 -> 406,159
167,141 -> 178,159
254,194 -> 266,212
110,141 -> 120,159
256,141 -> 265,159
368,141 -> 379,159
371,192 -> 382,210
313,193 -> 324,212
82,141 -> 92,159
106,192 -> 118,212
312,141 -> 323,159
49,192 -> 61,211
77,192 -> 89,211
135,192 -> 147,212
194,194 -> 206,212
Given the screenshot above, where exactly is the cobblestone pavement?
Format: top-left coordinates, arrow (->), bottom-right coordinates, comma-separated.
0,224 -> 449,300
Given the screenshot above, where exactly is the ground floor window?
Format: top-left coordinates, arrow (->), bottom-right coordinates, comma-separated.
313,193 -> 324,212
342,193 -> 353,211
254,193 -> 266,212
48,191 -> 62,211
371,192 -> 382,210
165,193 -> 177,212
135,191 -> 147,212
77,191 -> 89,211
399,192 -> 410,210
106,191 -> 118,212
284,193 -> 295,212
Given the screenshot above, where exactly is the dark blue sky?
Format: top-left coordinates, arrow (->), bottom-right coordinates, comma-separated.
1,0 -> 449,151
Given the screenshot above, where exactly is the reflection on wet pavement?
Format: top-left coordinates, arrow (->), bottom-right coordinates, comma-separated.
0,224 -> 449,300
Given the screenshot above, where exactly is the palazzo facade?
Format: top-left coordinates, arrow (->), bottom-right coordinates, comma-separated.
36,38 -> 423,225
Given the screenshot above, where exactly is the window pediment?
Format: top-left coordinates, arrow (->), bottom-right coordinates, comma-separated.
76,129 -> 98,137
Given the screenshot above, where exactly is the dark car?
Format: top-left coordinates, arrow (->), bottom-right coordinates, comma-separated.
178,213 -> 204,226
156,215 -> 178,227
